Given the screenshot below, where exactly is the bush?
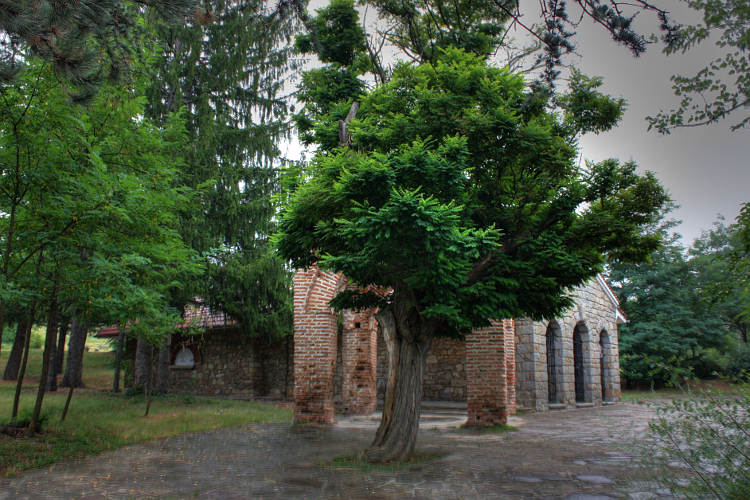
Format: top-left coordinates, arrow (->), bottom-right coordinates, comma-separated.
640,386 -> 750,499
29,327 -> 45,349
2,324 -> 17,345
691,348 -> 728,379
726,345 -> 750,381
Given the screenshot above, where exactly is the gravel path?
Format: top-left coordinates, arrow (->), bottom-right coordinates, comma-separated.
0,402 -> 673,499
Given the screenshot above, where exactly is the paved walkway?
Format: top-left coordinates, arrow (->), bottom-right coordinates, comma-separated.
0,402 -> 673,499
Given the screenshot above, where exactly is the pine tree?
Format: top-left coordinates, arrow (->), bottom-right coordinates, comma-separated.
143,1 -> 300,338
0,0 -> 195,99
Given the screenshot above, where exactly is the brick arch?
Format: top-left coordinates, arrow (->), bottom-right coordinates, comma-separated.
293,266 -> 347,423
297,266 -> 347,314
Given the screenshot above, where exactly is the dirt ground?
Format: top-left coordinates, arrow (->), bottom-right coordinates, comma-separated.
0,401 -> 675,499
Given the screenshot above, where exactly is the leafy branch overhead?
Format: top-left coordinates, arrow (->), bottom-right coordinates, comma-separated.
648,0 -> 750,132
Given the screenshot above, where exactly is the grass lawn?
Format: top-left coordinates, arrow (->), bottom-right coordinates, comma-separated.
0,340 -> 292,477
622,379 -> 749,403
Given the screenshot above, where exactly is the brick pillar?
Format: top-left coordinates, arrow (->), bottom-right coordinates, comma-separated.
465,319 -> 508,426
340,309 -> 378,414
504,319 -> 516,415
293,268 -> 342,424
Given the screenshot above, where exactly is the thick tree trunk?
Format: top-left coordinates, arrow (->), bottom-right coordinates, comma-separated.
134,338 -> 152,391
55,319 -> 69,375
155,337 -> 170,394
3,321 -> 27,381
364,303 -> 434,463
60,319 -> 87,388
113,329 -> 125,392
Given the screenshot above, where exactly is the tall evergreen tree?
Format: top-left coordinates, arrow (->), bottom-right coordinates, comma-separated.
143,1 -> 299,338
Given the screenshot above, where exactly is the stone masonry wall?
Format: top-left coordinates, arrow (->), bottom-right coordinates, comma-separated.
169,329 -> 292,399
514,278 -> 622,411
377,333 -> 467,402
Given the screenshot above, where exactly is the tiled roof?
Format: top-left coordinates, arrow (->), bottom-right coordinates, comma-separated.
95,300 -> 236,338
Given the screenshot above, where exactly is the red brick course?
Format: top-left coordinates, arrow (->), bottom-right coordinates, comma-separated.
465,319 -> 510,426
293,267 -> 345,424
294,269 -> 516,426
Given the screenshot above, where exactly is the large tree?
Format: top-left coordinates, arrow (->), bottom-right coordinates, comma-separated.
278,45 -> 668,461
610,233 -> 732,386
0,58 -> 196,429
143,0 -> 299,339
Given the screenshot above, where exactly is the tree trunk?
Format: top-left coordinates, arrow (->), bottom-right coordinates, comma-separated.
155,336 -> 170,393
3,321 -> 27,381
113,329 -> 125,392
45,299 -> 59,392
144,344 -> 154,416
0,300 -> 5,359
55,318 -> 69,375
30,283 -> 59,434
134,338 -> 152,391
364,303 -> 434,463
12,311 -> 35,421
60,319 -> 87,388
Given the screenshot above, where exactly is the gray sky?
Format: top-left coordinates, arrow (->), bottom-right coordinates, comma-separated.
562,7 -> 749,245
294,1 -> 749,245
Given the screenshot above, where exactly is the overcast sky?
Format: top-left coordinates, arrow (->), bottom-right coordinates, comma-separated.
292,1 -> 748,245
568,6 -> 748,245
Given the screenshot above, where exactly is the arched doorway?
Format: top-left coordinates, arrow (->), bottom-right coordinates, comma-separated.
599,329 -> 610,402
546,321 -> 563,404
573,323 -> 589,403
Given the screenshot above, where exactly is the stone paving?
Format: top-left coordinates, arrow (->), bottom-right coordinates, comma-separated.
0,402 -> 675,499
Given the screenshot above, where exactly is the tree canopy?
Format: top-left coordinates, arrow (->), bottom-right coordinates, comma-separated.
278,40 -> 669,460
144,0 -> 300,339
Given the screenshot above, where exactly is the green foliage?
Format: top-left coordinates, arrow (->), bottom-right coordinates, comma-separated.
640,386 -> 750,499
0,58 -> 199,348
558,69 -> 626,135
366,0 -> 510,62
611,234 -> 733,386
611,213 -> 750,386
726,344 -> 750,380
648,0 -> 750,132
143,1 -> 298,338
280,47 -> 668,333
0,0 -> 195,99
295,0 -> 367,66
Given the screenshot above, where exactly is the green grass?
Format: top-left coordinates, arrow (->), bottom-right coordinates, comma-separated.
622,380 -> 750,403
325,451 -> 446,472
0,345 -> 292,477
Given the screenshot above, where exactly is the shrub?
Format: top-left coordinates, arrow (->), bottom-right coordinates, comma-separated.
726,345 -> 750,381
641,385 -> 750,499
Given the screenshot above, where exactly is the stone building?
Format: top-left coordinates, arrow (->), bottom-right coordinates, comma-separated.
102,272 -> 623,423
292,267 -> 625,425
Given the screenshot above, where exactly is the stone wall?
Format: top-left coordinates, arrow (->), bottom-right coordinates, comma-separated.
514,277 -> 622,411
376,334 -> 467,402
168,329 -> 293,399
